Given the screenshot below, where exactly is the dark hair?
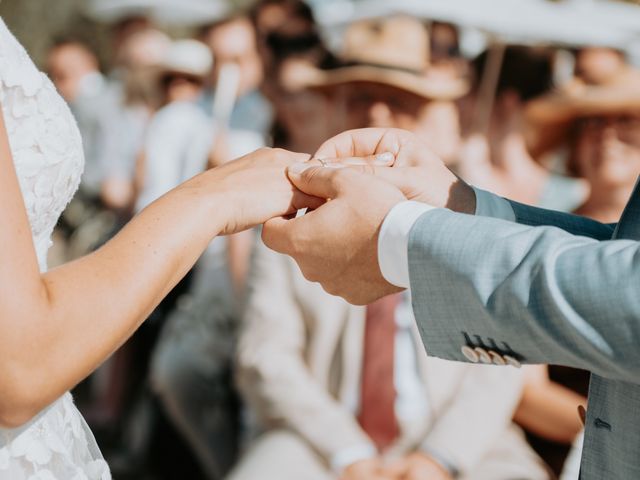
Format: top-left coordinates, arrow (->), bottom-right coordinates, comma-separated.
473,46 -> 554,101
249,0 -> 316,29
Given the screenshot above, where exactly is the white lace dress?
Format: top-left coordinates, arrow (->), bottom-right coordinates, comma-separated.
0,19 -> 111,480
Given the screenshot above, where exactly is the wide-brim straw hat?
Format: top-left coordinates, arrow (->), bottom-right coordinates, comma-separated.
283,16 -> 469,101
525,66 -> 640,157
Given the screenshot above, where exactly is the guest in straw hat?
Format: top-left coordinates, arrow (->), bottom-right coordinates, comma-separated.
526,49 -> 640,223
284,15 -> 469,165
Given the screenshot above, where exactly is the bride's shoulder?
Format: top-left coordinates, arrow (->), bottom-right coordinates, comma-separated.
0,17 -> 45,97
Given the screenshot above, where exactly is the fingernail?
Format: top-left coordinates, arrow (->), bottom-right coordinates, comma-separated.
288,162 -> 312,175
375,152 -> 395,165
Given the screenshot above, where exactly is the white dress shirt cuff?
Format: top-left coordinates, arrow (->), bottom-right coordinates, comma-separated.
378,201 -> 436,289
472,187 -> 516,222
330,443 -> 377,474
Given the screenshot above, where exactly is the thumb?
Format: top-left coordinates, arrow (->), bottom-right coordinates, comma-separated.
287,163 -> 354,199
287,151 -> 397,198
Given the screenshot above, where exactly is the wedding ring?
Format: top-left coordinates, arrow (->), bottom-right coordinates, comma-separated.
317,158 -> 328,168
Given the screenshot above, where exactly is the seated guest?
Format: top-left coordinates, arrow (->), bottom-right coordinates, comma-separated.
288,16 -> 468,165
231,239 -> 549,480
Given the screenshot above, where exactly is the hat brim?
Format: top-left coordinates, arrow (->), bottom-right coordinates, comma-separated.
287,63 -> 469,101
525,72 -> 640,156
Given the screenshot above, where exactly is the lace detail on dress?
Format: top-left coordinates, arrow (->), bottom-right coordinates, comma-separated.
0,18 -> 111,480
0,18 -> 83,271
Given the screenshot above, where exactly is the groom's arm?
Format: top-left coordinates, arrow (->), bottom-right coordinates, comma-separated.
477,187 -> 615,239
379,200 -> 640,384
379,187 -> 615,288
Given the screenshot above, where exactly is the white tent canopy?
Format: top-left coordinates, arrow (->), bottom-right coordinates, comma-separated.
86,0 -> 232,26
313,0 -> 640,50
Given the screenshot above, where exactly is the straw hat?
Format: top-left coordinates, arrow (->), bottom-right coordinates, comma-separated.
284,16 -> 469,100
525,65 -> 640,157
159,39 -> 213,79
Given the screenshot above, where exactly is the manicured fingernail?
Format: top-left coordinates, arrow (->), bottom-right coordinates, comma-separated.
288,162 -> 312,175
375,152 -> 395,164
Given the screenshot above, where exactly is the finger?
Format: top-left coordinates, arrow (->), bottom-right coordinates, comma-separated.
327,164 -> 412,191
315,128 -> 399,158
290,188 -> 326,211
286,163 -> 357,199
275,148 -> 311,164
315,152 -> 396,168
261,216 -> 297,254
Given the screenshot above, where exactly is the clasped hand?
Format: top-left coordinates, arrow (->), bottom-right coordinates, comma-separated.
260,128 -> 476,305
341,453 -> 453,480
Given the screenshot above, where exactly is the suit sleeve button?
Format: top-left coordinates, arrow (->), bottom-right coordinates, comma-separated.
504,355 -> 522,368
461,346 -> 480,363
489,350 -> 506,366
474,347 -> 492,364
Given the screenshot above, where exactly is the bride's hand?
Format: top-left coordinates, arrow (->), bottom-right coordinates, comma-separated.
198,147 -> 323,235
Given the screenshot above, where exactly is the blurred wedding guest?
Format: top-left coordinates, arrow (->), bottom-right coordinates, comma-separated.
250,0 -> 323,69
135,39 -> 213,211
231,239 -> 550,480
457,46 -> 587,211
249,0 -> 341,152
526,50 -> 640,224
106,39 -> 217,478
198,15 -> 269,306
47,38 -> 107,196
47,38 -> 119,262
146,38 -> 264,480
110,15 -> 152,60
100,27 -> 170,213
200,14 -> 272,163
291,17 -> 468,165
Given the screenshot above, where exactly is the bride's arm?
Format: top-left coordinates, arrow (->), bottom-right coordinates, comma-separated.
0,107 -> 313,428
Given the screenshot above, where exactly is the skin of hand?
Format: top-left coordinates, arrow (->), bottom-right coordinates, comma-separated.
386,453 -> 453,480
0,104 -> 315,430
262,128 -> 476,305
262,164 -> 407,305
313,128 -> 476,213
202,147 -> 322,235
341,458 -> 398,480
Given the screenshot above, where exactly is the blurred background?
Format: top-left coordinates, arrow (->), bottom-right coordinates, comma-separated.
3,1 -> 640,479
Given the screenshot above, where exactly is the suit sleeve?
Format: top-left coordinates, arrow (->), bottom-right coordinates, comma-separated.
236,241 -> 373,463
508,200 -> 615,239
407,209 -> 640,384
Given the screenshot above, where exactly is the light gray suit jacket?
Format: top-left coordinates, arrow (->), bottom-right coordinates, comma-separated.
408,180 -> 640,479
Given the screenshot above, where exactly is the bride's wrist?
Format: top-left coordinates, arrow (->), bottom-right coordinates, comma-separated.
177,170 -> 229,238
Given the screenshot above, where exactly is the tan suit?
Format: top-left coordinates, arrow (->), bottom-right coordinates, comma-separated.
230,242 -> 549,480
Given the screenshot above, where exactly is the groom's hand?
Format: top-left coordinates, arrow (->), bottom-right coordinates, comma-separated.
262,164 -> 406,305
315,128 -> 476,214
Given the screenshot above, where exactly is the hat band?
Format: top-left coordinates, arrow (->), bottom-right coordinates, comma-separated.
335,60 -> 426,76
